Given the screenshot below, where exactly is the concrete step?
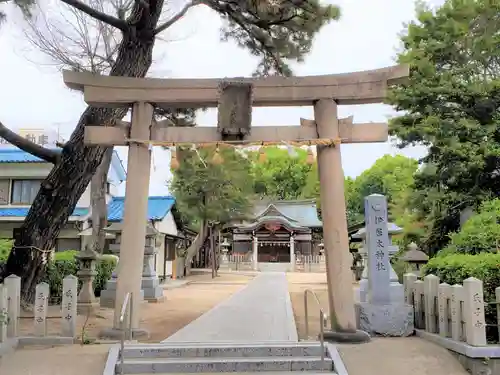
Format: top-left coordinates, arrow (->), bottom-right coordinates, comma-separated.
117,356 -> 334,373
122,342 -> 326,359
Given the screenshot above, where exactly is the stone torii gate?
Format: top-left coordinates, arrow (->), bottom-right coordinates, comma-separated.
63,64 -> 408,341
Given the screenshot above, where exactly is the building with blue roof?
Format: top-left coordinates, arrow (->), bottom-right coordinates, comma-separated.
0,147 -> 185,280
229,199 -> 323,272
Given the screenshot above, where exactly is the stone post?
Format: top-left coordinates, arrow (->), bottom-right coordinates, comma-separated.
463,277 -> 487,346
438,283 -> 451,337
355,194 -> 414,337
424,274 -> 439,333
75,248 -> 98,315
289,234 -> 295,272
314,99 -> 369,343
252,235 -> 258,271
34,282 -> 49,337
450,284 -> 464,341
4,274 -> 20,338
0,285 -> 7,343
142,225 -> 164,302
61,275 -> 78,338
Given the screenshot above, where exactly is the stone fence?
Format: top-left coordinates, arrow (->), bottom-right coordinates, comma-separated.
0,274 -> 77,350
403,273 -> 497,346
220,253 -> 326,273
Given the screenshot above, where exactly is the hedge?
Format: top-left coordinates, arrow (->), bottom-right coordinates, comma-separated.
0,247 -> 117,303
423,252 -> 500,343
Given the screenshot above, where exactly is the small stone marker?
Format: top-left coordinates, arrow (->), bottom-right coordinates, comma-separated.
450,284 -> 464,341
364,194 -> 390,305
463,277 -> 486,346
5,274 -> 20,338
61,275 -> 78,337
34,282 -> 49,337
0,284 -> 7,342
438,283 -> 451,337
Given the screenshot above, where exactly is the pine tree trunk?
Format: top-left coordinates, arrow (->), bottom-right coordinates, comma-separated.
0,2 -> 165,304
90,148 -> 113,253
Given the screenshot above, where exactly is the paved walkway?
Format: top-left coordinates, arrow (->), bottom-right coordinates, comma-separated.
162,272 -> 298,343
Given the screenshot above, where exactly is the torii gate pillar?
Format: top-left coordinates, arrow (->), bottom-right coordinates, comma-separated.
101,102 -> 154,339
315,99 -> 370,342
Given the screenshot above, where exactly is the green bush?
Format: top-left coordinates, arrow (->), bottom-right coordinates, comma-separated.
0,247 -> 117,303
441,199 -> 500,255
423,252 -> 500,343
0,239 -> 12,261
42,250 -> 117,302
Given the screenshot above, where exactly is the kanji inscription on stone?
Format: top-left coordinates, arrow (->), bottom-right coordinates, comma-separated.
61,275 -> 78,338
364,194 -> 391,305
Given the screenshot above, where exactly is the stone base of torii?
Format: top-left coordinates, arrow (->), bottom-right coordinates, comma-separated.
62,64 -> 408,343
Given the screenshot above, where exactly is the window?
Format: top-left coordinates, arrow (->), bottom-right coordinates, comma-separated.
11,180 -> 43,205
0,180 -> 9,205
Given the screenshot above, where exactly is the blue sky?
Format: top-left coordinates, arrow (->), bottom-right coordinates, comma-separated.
0,0 -> 443,195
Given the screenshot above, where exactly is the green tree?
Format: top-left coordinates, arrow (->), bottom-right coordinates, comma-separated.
170,146 -> 254,267
0,0 -> 341,301
251,146 -> 313,200
388,0 -> 500,255
349,155 -> 418,223
440,199 -> 500,255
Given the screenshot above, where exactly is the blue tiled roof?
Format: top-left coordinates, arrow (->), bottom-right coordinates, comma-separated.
0,207 -> 89,217
0,148 -> 52,163
107,196 -> 176,222
254,200 -> 322,228
0,147 -> 126,181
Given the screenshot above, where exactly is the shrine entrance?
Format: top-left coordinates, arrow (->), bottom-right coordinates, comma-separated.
64,64 -> 408,342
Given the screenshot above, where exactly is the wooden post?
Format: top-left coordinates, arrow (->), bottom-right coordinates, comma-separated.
314,99 -> 368,342
112,102 -> 154,335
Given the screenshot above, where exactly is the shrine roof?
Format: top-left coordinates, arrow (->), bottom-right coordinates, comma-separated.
253,199 -> 322,228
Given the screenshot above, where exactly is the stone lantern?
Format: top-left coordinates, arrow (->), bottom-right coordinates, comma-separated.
318,241 -> 324,256
353,222 -> 404,303
400,242 -> 429,277
220,237 -> 230,262
100,222 -> 164,307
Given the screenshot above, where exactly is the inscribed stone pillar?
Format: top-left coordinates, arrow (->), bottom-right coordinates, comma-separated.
34,282 -> 49,337
61,275 -> 78,338
109,102 -> 153,338
314,99 -> 369,343
252,235 -> 258,271
4,274 -> 20,338
354,194 -> 414,337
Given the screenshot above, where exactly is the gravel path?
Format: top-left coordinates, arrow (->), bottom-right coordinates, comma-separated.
162,272 -> 298,343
